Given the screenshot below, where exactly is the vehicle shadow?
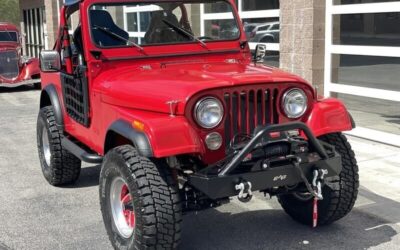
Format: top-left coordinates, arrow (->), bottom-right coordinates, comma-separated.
382,115 -> 400,125
63,164 -> 101,189
0,85 -> 38,93
181,188 -> 400,250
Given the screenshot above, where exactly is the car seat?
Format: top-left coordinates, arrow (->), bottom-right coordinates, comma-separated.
144,10 -> 186,44
89,10 -> 129,47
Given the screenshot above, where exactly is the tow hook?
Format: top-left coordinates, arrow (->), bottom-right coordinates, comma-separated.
235,181 -> 253,203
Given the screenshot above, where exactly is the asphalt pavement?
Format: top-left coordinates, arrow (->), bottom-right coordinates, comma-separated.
0,86 -> 399,250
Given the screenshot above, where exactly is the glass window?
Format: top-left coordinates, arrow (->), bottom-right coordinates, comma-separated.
333,12 -> 400,46
334,0 -> 398,5
264,51 -> 280,68
126,13 -> 138,32
140,12 -> 152,32
334,93 -> 400,135
204,19 -> 239,40
242,0 -> 279,11
204,0 -> 238,13
331,54 -> 400,91
90,1 -> 239,47
0,31 -> 18,42
243,18 -> 280,43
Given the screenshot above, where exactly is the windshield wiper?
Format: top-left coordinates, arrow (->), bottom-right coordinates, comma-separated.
162,19 -> 209,50
93,25 -> 146,54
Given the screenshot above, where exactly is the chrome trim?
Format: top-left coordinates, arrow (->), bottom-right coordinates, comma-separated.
281,88 -> 308,119
194,97 -> 224,129
205,132 -> 223,150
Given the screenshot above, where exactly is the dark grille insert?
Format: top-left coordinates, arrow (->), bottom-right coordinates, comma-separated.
61,68 -> 90,127
0,51 -> 19,79
223,88 -> 279,149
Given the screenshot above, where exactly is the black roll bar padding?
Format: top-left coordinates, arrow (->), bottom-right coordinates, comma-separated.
218,122 -> 329,177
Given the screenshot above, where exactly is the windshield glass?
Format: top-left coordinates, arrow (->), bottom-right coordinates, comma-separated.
0,31 -> 18,42
89,1 -> 240,48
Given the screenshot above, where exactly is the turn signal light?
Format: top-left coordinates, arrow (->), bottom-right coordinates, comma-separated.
132,120 -> 145,131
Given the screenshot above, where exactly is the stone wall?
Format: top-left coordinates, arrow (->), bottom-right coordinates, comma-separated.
280,0 -> 326,91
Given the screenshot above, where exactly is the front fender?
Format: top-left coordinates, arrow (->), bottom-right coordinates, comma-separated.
20,58 -> 40,80
306,98 -> 354,137
104,109 -> 202,158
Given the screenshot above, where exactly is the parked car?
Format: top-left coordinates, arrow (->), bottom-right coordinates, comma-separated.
247,21 -> 280,43
0,22 -> 40,88
37,1 -> 359,249
243,22 -> 260,38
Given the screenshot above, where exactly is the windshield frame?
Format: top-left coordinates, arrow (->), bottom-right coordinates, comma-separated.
0,31 -> 18,43
87,0 -> 242,50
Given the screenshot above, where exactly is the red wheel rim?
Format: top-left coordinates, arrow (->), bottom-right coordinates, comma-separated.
110,177 -> 135,238
121,184 -> 135,229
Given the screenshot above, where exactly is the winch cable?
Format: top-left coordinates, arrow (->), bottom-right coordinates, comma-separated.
292,157 -> 319,198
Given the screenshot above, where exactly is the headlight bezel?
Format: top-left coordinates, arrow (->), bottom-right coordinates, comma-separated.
281,88 -> 308,119
194,97 -> 224,129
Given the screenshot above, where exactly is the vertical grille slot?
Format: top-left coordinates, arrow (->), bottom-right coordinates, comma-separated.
223,87 -> 280,150
0,51 -> 19,79
240,92 -> 247,134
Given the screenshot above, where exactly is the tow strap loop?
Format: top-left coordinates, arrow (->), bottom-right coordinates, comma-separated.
292,158 -> 328,228
313,197 -> 318,228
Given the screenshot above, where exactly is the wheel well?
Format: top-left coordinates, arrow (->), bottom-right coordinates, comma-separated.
104,131 -> 133,153
260,36 -> 274,43
40,91 -> 51,108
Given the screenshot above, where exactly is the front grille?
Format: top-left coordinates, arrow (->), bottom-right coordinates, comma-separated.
223,88 -> 280,149
0,51 -> 19,79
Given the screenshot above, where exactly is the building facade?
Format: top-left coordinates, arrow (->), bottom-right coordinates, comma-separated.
18,0 -> 400,145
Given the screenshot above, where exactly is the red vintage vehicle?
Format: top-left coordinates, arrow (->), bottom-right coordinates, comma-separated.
0,22 -> 40,88
37,0 -> 359,249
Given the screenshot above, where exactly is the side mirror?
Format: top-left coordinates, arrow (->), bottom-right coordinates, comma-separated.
40,50 -> 61,72
254,44 -> 267,63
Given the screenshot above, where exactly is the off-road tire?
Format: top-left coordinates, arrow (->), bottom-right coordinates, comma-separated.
37,106 -> 81,185
99,145 -> 182,250
278,132 -> 359,226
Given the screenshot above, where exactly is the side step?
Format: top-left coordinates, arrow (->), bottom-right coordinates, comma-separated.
61,137 -> 103,164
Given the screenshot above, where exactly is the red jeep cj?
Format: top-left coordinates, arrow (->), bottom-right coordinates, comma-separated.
37,0 -> 359,249
0,22 -> 40,88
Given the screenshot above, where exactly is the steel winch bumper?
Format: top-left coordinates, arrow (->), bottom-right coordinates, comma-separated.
188,122 -> 342,200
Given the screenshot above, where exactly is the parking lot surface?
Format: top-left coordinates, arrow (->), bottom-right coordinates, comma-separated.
0,87 -> 399,250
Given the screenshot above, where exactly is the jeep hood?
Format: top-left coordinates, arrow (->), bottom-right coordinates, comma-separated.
97,61 -> 311,115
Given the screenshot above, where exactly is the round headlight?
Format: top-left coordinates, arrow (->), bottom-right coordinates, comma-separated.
205,132 -> 223,150
194,97 -> 224,129
282,88 -> 308,118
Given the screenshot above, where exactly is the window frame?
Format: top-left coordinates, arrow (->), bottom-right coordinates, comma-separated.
201,0 -> 280,51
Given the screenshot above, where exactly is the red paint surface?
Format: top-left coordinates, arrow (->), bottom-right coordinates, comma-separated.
40,1 -> 354,165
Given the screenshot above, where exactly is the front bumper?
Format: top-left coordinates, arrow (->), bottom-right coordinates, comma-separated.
188,122 -> 342,200
0,78 -> 40,88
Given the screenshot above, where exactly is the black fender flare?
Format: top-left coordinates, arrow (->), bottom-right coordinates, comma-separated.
106,119 -> 153,157
348,112 -> 356,129
40,84 -> 64,129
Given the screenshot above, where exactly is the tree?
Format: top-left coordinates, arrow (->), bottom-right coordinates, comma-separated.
0,0 -> 20,25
